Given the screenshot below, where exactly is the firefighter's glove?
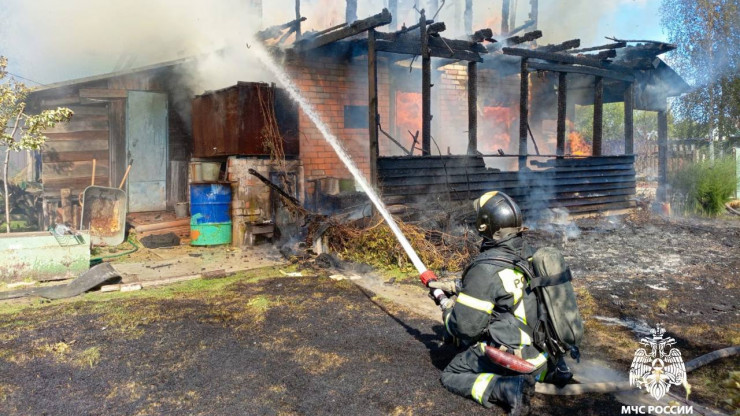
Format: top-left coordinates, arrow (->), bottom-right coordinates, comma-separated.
439,295 -> 456,311
427,278 -> 461,296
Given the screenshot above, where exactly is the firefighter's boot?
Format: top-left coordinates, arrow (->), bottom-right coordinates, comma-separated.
488,375 -> 536,416
544,356 -> 573,387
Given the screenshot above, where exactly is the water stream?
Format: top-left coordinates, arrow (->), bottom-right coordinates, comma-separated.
248,41 -> 428,275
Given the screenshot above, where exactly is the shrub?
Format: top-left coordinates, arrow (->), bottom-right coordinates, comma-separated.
669,156 -> 737,216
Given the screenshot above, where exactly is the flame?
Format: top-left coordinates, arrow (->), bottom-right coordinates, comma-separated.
395,92 -> 422,152
479,106 -> 514,154
567,121 -> 592,156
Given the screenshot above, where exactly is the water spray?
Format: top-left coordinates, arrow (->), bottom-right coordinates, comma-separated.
247,40 -> 442,291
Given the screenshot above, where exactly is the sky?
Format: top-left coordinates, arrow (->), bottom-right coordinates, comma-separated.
0,0 -> 669,88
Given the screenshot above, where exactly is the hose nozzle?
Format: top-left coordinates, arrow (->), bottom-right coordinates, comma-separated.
419,269 -> 438,287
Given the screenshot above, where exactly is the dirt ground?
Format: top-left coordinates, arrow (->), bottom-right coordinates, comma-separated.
0,266 -> 622,416
0,210 -> 738,415
526,209 -> 740,412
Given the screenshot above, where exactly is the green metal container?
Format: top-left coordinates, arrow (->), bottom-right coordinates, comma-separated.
190,214 -> 232,246
0,231 -> 90,283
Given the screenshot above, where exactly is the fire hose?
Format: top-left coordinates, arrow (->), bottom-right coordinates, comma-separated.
537,344 -> 739,396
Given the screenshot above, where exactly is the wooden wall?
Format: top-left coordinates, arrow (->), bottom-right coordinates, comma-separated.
378,155 -> 636,215
39,82 -> 112,199
29,65 -> 193,224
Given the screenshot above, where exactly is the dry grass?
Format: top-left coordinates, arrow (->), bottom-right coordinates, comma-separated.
315,216 -> 478,273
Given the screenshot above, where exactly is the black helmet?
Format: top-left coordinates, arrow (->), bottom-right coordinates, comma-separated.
473,191 -> 523,240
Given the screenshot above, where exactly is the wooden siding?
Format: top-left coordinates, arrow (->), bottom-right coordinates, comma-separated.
378,155 -> 636,215
41,102 -> 110,198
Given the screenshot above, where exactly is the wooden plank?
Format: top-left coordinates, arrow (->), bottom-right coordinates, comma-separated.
380,167 -> 635,181
519,58 -> 529,169
528,155 -> 634,167
43,161 -> 109,179
79,89 -> 127,99
537,39 -> 581,53
42,149 -> 108,163
375,39 -> 483,61
557,72 -> 567,156
44,119 -> 108,134
593,76 -> 604,156
40,105 -> 108,116
468,61 -> 477,154
42,176 -> 110,193
624,84 -> 634,154
421,10 -> 431,156
502,47 -> 635,74
44,130 -> 109,141
134,218 -> 190,232
568,42 -> 627,54
295,9 -> 391,50
379,171 -> 636,187
381,181 -> 637,198
378,163 -> 635,177
552,200 -> 635,214
377,156 -> 487,169
44,139 -> 108,153
40,96 -> 80,107
527,61 -> 634,82
109,100 -> 126,190
368,29 -> 379,188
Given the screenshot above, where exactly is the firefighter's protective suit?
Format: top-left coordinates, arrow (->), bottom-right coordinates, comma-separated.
439,234 -> 549,414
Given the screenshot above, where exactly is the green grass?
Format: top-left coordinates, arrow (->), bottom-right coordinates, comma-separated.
0,264 -> 300,317
669,156 -> 737,216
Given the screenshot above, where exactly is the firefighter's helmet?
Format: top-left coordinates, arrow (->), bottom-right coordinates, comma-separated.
473,191 -> 523,240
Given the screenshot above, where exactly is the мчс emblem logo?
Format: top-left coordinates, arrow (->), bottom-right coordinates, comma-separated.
629,324 -> 687,400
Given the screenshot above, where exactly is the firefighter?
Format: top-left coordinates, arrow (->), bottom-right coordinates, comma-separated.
430,191 -> 570,416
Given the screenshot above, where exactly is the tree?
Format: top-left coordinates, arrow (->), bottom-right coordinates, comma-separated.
1,56 -> 72,233
660,0 -> 740,159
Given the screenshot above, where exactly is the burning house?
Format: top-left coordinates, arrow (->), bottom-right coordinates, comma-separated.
24,0 -> 689,244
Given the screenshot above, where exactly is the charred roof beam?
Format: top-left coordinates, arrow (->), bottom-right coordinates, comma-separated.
294,8 -> 392,51
526,61 -> 635,82
502,46 -> 634,74
535,39 -> 581,53
568,42 -> 627,54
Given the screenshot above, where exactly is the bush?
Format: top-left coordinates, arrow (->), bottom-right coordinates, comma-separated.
669,156 -> 737,216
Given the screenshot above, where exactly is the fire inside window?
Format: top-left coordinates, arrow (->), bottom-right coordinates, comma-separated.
344,105 -> 368,129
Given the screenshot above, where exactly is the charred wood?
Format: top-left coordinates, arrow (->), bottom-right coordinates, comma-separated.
375,39 -> 483,61
503,47 -> 634,74
527,61 -> 634,82
294,9 -> 392,51
569,42 -> 626,54
257,17 -> 307,41
537,39 -> 581,53
582,49 -> 618,60
427,22 -> 447,36
593,76 -> 604,156
486,30 -> 542,53
470,28 -> 495,43
248,168 -> 301,207
421,10 -> 432,156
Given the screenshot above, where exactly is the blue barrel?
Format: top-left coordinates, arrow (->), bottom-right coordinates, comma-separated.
190,183 -> 231,225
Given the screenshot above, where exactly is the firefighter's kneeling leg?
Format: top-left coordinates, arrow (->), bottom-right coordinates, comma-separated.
440,343 -> 546,410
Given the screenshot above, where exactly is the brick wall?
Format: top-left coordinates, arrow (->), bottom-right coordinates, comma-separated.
226,156 -> 302,246
285,55 -> 390,191
284,54 -> 526,188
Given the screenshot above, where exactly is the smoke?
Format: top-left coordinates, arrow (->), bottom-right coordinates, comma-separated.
2,0 -> 290,88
